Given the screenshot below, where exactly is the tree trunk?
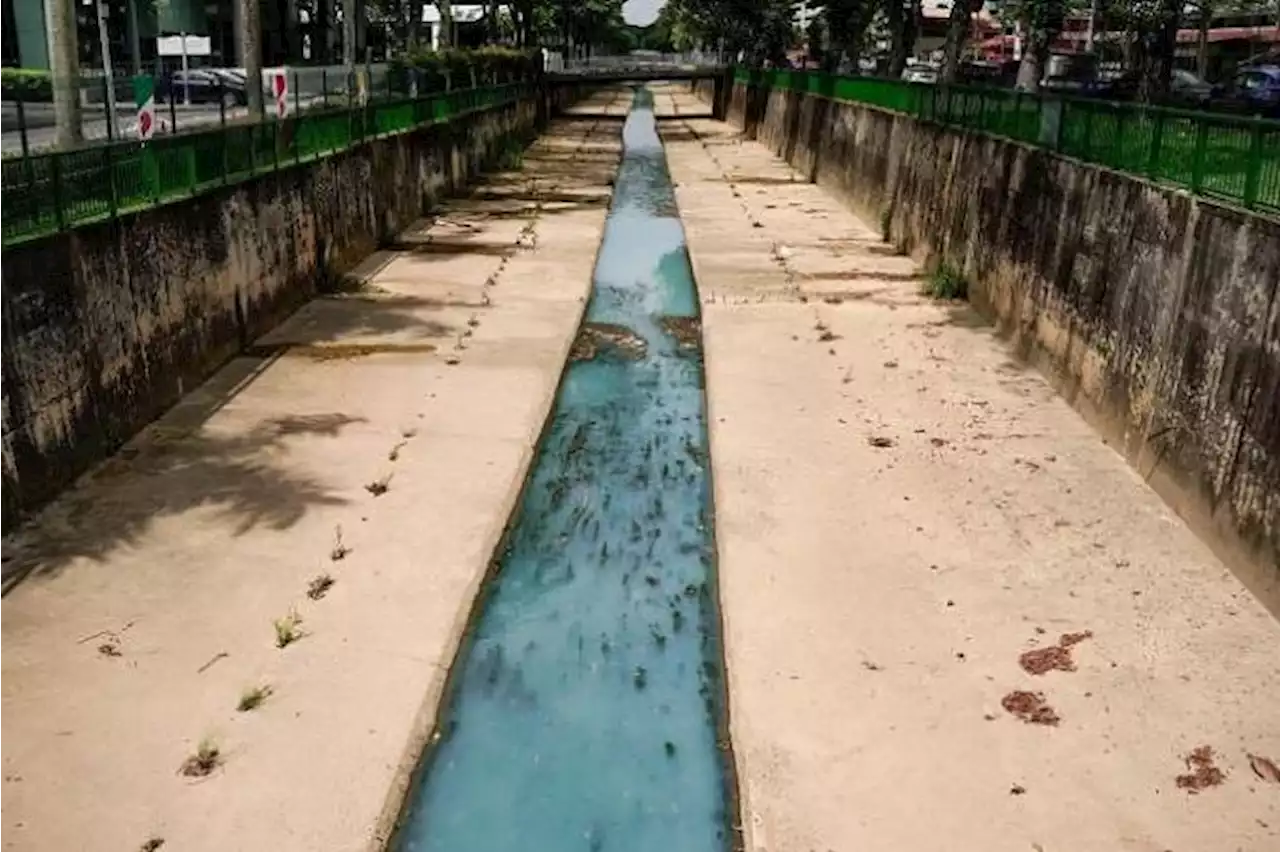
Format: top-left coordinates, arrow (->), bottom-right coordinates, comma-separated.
343,0 -> 358,66
436,0 -> 454,48
1197,12 -> 1210,78
486,0 -> 499,43
1015,1 -> 1064,92
237,0 -> 264,117
1139,0 -> 1181,101
44,0 -> 82,147
941,0 -> 978,84
886,0 -> 919,78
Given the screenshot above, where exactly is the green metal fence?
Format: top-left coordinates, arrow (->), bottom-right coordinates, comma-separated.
735,68 -> 1280,217
1,82 -> 530,248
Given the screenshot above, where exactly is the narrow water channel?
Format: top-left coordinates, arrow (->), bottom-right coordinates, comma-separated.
392,89 -> 734,852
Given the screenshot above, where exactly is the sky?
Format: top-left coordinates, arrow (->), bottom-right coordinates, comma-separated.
623,0 -> 663,26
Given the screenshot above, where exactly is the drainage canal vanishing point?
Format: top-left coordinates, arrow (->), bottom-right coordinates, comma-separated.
391,89 -> 737,851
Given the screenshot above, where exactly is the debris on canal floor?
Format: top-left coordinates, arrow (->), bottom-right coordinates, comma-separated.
660,315 -> 702,354
1176,746 -> 1226,793
569,321 -> 649,362
1001,690 -> 1060,726
1019,630 -> 1094,676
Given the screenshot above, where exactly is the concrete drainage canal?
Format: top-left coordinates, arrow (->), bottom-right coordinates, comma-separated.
389,88 -> 738,851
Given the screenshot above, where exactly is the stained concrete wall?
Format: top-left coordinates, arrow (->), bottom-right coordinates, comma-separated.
1,87 -> 583,528
696,78 -> 1280,606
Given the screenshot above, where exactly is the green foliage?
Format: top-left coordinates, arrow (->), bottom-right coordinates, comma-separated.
654,0 -> 798,63
1,69 -> 53,103
925,264 -> 969,300
390,47 -> 540,92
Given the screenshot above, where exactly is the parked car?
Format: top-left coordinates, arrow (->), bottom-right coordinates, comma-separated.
156,70 -> 248,108
902,60 -> 938,85
1216,66 -> 1280,117
1169,69 -> 1214,106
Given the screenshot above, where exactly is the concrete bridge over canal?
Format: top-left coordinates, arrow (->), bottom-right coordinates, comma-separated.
2,82 -> 1278,852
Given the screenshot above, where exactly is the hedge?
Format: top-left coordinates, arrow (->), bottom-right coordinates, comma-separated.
1,69 -> 53,103
389,47 -> 542,92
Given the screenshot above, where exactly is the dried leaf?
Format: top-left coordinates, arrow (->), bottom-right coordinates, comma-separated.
1249,753 -> 1280,784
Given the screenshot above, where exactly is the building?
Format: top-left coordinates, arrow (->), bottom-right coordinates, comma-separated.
1,0 -> 379,72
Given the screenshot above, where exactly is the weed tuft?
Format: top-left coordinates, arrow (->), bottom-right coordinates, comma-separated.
924,264 -> 969,300
237,684 -> 273,712
330,525 -> 351,561
179,737 -> 222,777
273,611 -> 304,648
307,573 -> 335,601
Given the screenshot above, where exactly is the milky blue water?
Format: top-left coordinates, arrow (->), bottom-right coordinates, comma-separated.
391,90 -> 733,852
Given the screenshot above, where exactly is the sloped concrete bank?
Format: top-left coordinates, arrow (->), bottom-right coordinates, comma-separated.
693,78 -> 1280,611
1,85 -> 588,530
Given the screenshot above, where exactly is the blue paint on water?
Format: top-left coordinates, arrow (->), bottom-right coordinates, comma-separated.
392,90 -> 733,852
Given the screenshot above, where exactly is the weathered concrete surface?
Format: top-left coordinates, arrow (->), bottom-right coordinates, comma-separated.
655,86 -> 1280,852
0,84 -> 592,533
693,77 -> 1280,611
0,90 -> 628,852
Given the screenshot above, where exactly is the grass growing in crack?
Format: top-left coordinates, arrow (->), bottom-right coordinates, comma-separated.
273,611 -> 304,648
924,264 -> 969,300
330,525 -> 351,561
179,737 -> 221,777
139,837 -> 165,852
307,573 -> 335,600
237,685 -> 273,712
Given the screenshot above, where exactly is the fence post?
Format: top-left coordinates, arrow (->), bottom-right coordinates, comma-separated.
1190,119 -> 1209,194
1243,118 -> 1265,210
105,143 -> 120,216
1146,108 -> 1165,179
322,68 -> 328,109
15,85 -> 30,158
51,153 -> 66,230
1081,104 -> 1093,160
168,72 -> 178,134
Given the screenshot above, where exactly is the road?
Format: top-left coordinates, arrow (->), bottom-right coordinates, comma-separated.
2,97 -> 329,155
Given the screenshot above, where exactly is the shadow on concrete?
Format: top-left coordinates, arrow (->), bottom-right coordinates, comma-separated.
2,401 -> 360,592
253,293 -> 467,347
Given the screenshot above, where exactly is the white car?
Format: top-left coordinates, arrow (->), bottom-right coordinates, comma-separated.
902,63 -> 938,85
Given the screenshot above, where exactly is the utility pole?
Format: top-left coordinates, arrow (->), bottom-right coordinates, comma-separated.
237,0 -> 264,117
95,0 -> 120,138
44,0 -> 83,148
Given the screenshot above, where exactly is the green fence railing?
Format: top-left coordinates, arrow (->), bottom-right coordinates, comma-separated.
735,68 -> 1280,217
1,82 -> 531,248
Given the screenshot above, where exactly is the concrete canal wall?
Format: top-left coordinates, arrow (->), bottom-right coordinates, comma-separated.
694,78 -> 1280,605
1,86 -> 586,529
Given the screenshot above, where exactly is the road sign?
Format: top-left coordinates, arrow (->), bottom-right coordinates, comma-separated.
156,34 -> 211,57
134,75 -> 155,140
272,70 -> 289,119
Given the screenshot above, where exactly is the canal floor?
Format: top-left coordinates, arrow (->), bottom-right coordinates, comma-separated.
391,88 -> 732,852
654,84 -> 1280,852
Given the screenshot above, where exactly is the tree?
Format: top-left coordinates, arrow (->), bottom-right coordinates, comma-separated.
886,0 -> 922,77
941,0 -> 984,83
238,0 -> 264,117
822,0 -> 877,70
1011,0 -> 1066,90
436,0 -> 454,48
45,0 -> 82,147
